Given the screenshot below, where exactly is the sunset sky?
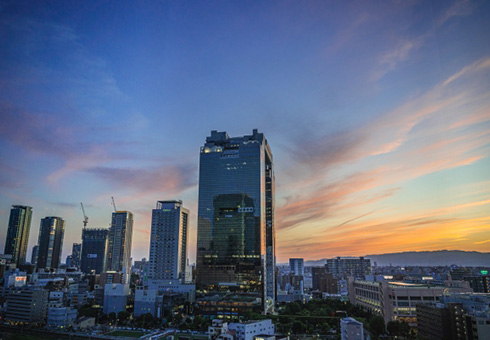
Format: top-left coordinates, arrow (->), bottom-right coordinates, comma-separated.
1,0 -> 489,263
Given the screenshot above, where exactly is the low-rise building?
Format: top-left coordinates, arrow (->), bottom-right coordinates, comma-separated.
340,317 -> 364,340
228,320 -> 275,340
5,286 -> 48,325
103,283 -> 129,314
47,306 -> 78,328
348,278 -> 472,326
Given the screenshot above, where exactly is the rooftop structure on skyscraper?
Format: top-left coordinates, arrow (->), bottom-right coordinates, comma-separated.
196,129 -> 275,314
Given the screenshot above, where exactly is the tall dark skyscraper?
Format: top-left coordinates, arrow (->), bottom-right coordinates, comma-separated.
148,200 -> 189,283
196,129 -> 275,313
4,205 -> 32,267
36,216 -> 65,270
80,228 -> 109,274
106,211 -> 133,275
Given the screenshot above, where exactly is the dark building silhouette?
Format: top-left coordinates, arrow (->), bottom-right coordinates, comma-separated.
80,228 -> 108,274
37,217 -> 65,270
4,205 -> 32,267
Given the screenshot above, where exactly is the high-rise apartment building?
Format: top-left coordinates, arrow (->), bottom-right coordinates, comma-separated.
80,228 -> 109,274
37,217 -> 65,270
289,258 -> 304,276
148,200 -> 189,283
106,211 -> 133,274
196,129 -> 275,313
4,205 -> 33,267
71,243 -> 81,269
327,257 -> 371,279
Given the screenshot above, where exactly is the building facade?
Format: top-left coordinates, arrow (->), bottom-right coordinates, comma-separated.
148,200 -> 189,283
5,287 -> 48,325
71,243 -> 81,269
106,211 -> 134,275
340,317 -> 364,340
80,228 -> 109,274
31,245 -> 39,266
289,258 -> 304,276
37,217 -> 65,270
196,129 -> 275,314
4,205 -> 33,267
327,257 -> 371,279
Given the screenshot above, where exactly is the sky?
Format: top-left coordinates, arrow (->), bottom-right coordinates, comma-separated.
0,0 -> 489,264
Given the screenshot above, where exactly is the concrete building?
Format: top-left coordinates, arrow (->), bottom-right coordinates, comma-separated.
37,216 -> 65,270
106,211 -> 133,280
416,302 -> 467,340
327,257 -> 371,279
5,287 -> 48,325
4,205 -> 33,267
340,317 -> 364,340
81,228 -> 109,274
464,276 -> 490,293
289,258 -> 304,276
134,287 -> 158,317
196,129 -> 276,314
148,200 -> 189,283
103,283 -> 129,315
348,278 -> 472,326
47,306 -> 78,328
228,319 -> 275,340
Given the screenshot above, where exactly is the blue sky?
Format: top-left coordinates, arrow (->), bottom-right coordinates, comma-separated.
1,0 -> 489,263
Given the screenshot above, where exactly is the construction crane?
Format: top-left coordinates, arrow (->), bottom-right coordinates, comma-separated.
80,202 -> 89,228
111,196 -> 117,212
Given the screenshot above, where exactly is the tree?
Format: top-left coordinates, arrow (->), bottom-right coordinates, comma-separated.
292,321 -> 306,334
369,316 -> 386,339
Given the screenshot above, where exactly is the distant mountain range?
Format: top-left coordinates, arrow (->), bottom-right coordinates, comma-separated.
299,250 -> 490,267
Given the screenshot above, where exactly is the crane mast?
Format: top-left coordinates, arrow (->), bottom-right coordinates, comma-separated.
80,202 -> 89,228
111,196 -> 117,212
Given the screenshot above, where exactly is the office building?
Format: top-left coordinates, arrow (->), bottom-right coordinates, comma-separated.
80,228 -> 109,274
148,200 -> 189,283
289,258 -> 304,276
106,211 -> 133,274
5,287 -> 48,325
464,276 -> 490,293
71,243 -> 81,268
37,217 -> 65,270
340,317 -> 364,340
327,257 -> 371,279
196,129 -> 275,314
31,245 -> 39,266
4,205 -> 32,267
416,303 -> 467,340
347,278 -> 472,326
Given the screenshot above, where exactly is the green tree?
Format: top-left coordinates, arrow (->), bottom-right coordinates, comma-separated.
369,316 -> 386,339
292,321 -> 306,334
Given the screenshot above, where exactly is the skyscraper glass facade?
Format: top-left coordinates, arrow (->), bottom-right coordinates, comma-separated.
196,129 -> 275,313
37,216 -> 65,270
4,205 -> 32,267
106,211 -> 134,274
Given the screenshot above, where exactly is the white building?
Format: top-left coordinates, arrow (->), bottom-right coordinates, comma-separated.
103,283 -> 129,315
149,200 -> 189,283
228,319 -> 275,340
340,317 -> 363,340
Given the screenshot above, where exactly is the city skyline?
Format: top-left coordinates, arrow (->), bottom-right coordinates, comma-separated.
1,1 -> 490,263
